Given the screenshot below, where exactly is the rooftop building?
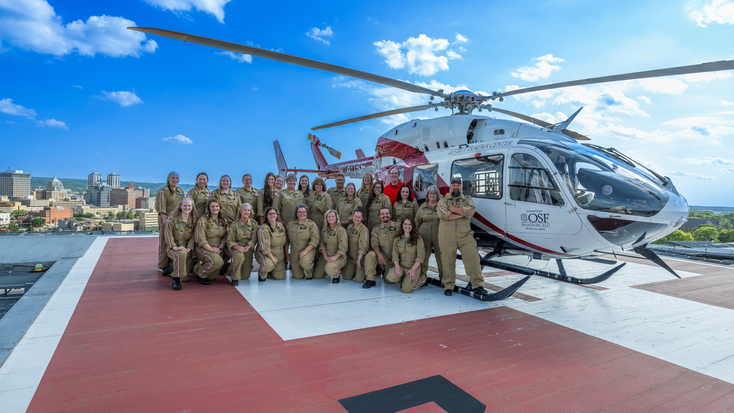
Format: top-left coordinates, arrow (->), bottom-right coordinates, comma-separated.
0,168 -> 31,199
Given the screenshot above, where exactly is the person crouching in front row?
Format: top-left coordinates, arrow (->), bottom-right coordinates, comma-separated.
165,197 -> 198,290
193,198 -> 228,285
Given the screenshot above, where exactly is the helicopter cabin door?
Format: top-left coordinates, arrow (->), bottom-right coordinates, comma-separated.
449,154 -> 505,237
505,151 -> 582,239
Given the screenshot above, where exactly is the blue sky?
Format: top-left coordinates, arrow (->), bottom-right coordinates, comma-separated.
1,0 -> 733,205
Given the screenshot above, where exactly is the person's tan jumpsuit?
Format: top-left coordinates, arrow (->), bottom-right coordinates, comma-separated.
327,187 -> 346,209
274,188 -> 305,224
285,219 -> 320,279
164,214 -> 195,281
336,197 -> 362,227
255,222 -> 287,280
186,186 -> 210,219
194,217 -> 227,281
256,190 -> 274,220
366,193 -> 392,232
364,220 -> 400,281
343,222 -> 369,282
314,225 -> 348,279
385,235 -> 427,293
392,199 -> 418,221
225,217 -> 258,281
236,186 -> 259,218
437,194 -> 484,291
308,191 -> 332,230
211,188 -> 241,225
415,203 -> 443,279
356,186 -> 371,215
156,185 -> 185,270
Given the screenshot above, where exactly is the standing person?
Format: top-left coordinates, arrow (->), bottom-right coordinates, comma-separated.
156,171 -> 185,271
211,175 -> 240,225
187,172 -> 211,218
343,209 -> 369,283
385,217 -> 427,293
255,207 -> 287,281
285,203 -> 320,280
274,173 -> 305,224
363,207 -> 400,289
365,182 -> 391,232
193,199 -> 227,285
336,182 -> 362,228
308,178 -> 332,230
393,184 -> 418,221
236,174 -> 259,219
165,197 -> 198,290
314,210 -> 348,283
356,172 -> 374,213
383,168 -> 413,205
274,176 -> 284,192
257,172 -> 276,225
415,186 -> 443,280
225,203 -> 258,286
298,175 -> 312,199
327,173 -> 347,207
438,178 -> 488,296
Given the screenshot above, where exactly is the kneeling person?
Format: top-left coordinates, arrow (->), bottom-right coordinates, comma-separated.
255,207 -> 288,281
314,210 -> 348,283
363,207 -> 400,289
385,217 -> 427,293
285,203 -> 320,280
165,197 -> 197,290
225,203 -> 258,286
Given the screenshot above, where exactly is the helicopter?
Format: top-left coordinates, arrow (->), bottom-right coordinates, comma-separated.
129,27 -> 734,301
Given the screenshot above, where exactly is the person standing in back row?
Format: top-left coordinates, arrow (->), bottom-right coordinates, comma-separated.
211,175 -> 240,225
157,171 -> 185,272
187,172 -> 210,219
236,174 -> 259,219
437,178 -> 488,296
383,168 -> 412,205
327,173 -> 347,207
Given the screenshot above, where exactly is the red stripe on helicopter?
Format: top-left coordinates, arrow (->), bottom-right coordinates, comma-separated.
473,212 -> 573,257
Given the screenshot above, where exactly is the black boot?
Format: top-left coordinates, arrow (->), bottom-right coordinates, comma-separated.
161,266 -> 173,276
231,279 -> 239,286
172,278 -> 182,290
332,277 -> 340,284
196,275 -> 210,285
362,280 -> 375,289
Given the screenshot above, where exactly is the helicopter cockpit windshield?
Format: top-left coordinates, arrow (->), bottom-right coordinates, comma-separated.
520,140 -> 669,217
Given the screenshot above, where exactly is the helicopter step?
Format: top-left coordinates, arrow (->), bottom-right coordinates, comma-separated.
424,275 -> 530,302
473,253 -> 626,284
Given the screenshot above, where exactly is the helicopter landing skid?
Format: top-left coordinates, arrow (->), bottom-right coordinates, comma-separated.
479,255 -> 626,284
424,275 -> 531,302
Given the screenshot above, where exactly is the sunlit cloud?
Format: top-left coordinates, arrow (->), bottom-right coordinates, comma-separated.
306,26 -> 333,45
374,34 -> 468,76
510,54 -> 564,82
142,0 -> 232,24
163,134 -> 193,144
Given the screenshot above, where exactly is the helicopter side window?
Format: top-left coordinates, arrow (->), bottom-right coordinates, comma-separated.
450,155 -> 503,200
509,153 -> 564,206
413,164 -> 438,192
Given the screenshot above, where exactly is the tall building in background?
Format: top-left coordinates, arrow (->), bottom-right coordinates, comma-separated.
107,173 -> 120,189
0,168 -> 32,199
88,172 -> 102,187
44,175 -> 68,201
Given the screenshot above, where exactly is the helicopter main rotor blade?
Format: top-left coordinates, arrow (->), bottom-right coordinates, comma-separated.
128,27 -> 439,97
311,105 -> 431,130
491,108 -> 590,140
499,59 -> 734,98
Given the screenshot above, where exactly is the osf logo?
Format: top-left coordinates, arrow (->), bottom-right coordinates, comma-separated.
521,213 -> 550,223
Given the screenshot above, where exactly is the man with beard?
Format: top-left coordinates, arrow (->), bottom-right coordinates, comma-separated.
363,207 -> 400,289
437,177 -> 488,296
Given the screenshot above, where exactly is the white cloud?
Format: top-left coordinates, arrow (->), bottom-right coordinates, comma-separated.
668,170 -> 717,181
0,0 -> 158,57
552,85 -> 649,117
720,168 -> 734,173
98,91 -> 143,107
35,118 -> 67,130
671,156 -> 734,165
374,34 -> 463,76
0,98 -> 37,118
690,0 -> 734,27
142,0 -> 232,24
453,34 -> 468,44
720,100 -> 734,106
73,85 -> 83,89
638,77 -> 688,94
306,26 -> 333,45
511,54 -> 564,82
216,51 -> 252,63
163,134 -> 193,144
636,95 -> 651,104
683,71 -> 733,82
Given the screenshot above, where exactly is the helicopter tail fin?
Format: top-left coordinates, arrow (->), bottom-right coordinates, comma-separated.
308,133 -> 329,170
273,140 -> 288,178
355,149 -> 366,158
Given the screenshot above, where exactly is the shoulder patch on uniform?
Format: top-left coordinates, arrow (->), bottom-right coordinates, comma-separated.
160,189 -> 165,192
167,218 -> 171,222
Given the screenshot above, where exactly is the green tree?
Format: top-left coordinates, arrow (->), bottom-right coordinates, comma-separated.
8,223 -> 20,232
652,229 -> 694,244
116,211 -> 127,219
11,210 -> 27,218
718,217 -> 733,230
32,217 -> 46,228
693,226 -> 719,241
718,229 -> 734,243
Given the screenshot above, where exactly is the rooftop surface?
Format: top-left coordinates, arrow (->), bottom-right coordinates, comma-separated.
0,236 -> 733,412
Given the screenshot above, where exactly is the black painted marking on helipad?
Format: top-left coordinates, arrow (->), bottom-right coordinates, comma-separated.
338,375 -> 486,413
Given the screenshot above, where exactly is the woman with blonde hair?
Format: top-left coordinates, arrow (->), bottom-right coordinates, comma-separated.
273,173 -> 305,224
164,197 -> 198,290
414,185 -> 443,279
356,172 -> 374,214
193,198 -> 228,285
225,203 -> 258,286
156,171 -> 185,272
285,203 -> 320,280
313,209 -> 347,283
308,177 -> 332,230
336,182 -> 362,228
211,175 -> 241,225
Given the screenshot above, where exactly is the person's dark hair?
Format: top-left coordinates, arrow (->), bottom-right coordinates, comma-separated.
205,198 -> 227,226
262,172 -> 276,207
399,216 -> 420,246
263,207 -> 278,232
312,177 -> 326,192
367,181 -> 385,206
298,175 -> 311,197
345,182 -> 357,200
196,172 -> 209,189
397,184 -> 414,202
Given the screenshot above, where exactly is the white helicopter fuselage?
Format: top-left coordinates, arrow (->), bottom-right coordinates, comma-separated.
366,114 -> 688,259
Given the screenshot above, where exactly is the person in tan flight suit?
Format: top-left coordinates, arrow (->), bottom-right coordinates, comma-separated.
157,171 -> 185,272
314,210 -> 348,283
255,207 -> 288,281
356,172 -> 374,214
308,178 -> 332,230
165,197 -> 198,290
343,209 -> 369,283
257,172 -> 277,225
385,217 -> 427,293
187,172 -> 211,219
336,183 -> 362,228
366,181 -> 392,232
211,175 -> 240,225
225,203 -> 258,286
194,198 -> 228,284
285,203 -> 320,280
363,207 -> 400,289
274,176 -> 284,192
235,174 -> 259,219
392,184 -> 418,221
274,173 -> 305,224
438,177 -> 488,296
298,175 -> 311,199
327,173 -> 347,207
414,186 -> 443,280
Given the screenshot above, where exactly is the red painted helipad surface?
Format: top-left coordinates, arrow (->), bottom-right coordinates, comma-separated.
23,238 -> 734,412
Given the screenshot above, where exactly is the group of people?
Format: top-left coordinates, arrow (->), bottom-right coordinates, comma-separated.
156,169 -> 489,297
